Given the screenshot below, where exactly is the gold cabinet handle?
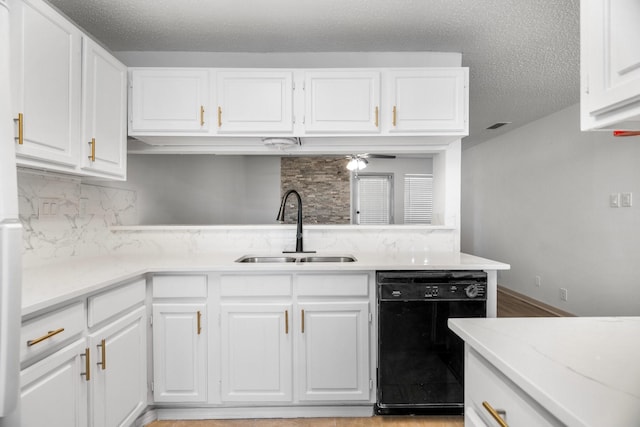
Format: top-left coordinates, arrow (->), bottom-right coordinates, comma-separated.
200,105 -> 205,126
88,138 -> 96,162
81,347 -> 91,381
392,105 -> 397,127
301,309 -> 305,333
285,310 -> 289,334
27,328 -> 65,346
217,106 -> 222,127
197,310 -> 202,335
375,106 -> 379,128
15,113 -> 24,145
482,401 -> 508,427
97,339 -> 106,370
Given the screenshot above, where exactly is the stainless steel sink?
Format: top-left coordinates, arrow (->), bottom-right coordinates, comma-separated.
298,256 -> 357,263
235,256 -> 297,263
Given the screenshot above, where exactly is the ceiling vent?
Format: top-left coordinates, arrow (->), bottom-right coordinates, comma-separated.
486,122 -> 511,130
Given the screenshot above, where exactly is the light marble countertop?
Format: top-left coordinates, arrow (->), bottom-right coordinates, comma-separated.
22,251 -> 508,317
448,317 -> 640,427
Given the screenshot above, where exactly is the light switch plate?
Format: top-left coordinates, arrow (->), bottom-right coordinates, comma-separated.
609,193 -> 620,208
621,192 -> 633,207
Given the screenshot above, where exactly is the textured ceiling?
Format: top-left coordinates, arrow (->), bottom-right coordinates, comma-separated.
47,0 -> 580,148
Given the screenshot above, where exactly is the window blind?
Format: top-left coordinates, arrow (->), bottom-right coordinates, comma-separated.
404,174 -> 433,224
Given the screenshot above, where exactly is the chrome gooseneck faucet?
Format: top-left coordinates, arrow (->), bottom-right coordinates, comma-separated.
277,189 -> 314,253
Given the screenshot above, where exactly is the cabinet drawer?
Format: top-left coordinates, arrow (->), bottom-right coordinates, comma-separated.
153,275 -> 207,298
21,302 -> 85,363
297,274 -> 369,296
466,348 -> 562,427
221,275 -> 292,296
88,279 -> 146,327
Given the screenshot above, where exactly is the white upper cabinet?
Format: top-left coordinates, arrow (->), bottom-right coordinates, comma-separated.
216,70 -> 294,133
10,0 -> 82,169
385,68 -> 468,133
81,38 -> 127,179
129,68 -> 210,133
581,0 -> 640,130
304,71 -> 381,134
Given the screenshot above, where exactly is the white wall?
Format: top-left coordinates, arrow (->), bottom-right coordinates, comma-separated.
461,103 -> 640,316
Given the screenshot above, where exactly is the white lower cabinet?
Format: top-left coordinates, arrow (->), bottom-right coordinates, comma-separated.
220,302 -> 292,402
218,272 -> 373,406
297,301 -> 370,401
20,339 -> 88,427
465,347 -> 562,427
89,306 -> 147,427
152,303 -> 208,403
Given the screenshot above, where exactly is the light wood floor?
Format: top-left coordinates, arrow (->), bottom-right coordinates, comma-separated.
148,417 -> 463,427
147,288 -> 562,427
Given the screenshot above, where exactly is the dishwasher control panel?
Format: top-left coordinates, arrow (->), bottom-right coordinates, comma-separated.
377,271 -> 487,301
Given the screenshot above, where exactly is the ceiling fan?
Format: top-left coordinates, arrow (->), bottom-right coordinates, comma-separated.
345,153 -> 396,174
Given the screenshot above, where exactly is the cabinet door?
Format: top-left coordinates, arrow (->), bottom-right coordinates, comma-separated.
81,38 -> 127,179
220,302 -> 292,402
20,339 -> 88,427
581,0 -> 640,129
304,71 -> 381,133
386,69 -> 467,133
152,303 -> 207,403
216,71 -> 294,133
297,301 -> 370,401
89,306 -> 147,427
10,0 -> 82,167
130,69 -> 210,132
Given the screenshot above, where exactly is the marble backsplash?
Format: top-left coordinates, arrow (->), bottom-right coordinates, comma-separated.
18,170 -> 137,267
18,170 -> 459,267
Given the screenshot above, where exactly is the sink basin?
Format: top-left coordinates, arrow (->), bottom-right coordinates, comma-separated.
298,256 -> 357,263
235,256 -> 297,263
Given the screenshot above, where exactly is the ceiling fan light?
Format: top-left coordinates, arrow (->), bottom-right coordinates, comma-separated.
347,157 -> 368,171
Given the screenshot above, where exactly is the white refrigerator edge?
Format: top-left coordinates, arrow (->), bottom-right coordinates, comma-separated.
0,0 -> 23,423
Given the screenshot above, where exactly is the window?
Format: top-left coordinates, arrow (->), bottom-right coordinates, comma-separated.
404,174 -> 433,224
353,174 -> 393,225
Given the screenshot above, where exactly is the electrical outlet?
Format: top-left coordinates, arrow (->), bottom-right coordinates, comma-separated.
38,198 -> 61,218
610,193 -> 620,208
621,192 -> 633,207
535,275 -> 541,287
560,288 -> 568,302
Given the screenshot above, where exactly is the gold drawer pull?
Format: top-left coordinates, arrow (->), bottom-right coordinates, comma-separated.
197,311 -> 202,335
81,347 -> 91,381
97,339 -> 106,370
88,138 -> 96,162
375,106 -> 379,128
482,401 -> 508,427
15,113 -> 24,145
301,309 -> 305,333
27,328 -> 65,346
200,105 -> 205,126
285,310 -> 289,334
217,106 -> 222,127
392,105 -> 397,127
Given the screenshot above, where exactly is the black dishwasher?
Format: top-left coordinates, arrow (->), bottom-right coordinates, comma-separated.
376,270 -> 487,415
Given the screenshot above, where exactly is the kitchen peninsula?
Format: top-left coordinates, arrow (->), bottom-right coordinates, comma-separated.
449,317 -> 640,427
